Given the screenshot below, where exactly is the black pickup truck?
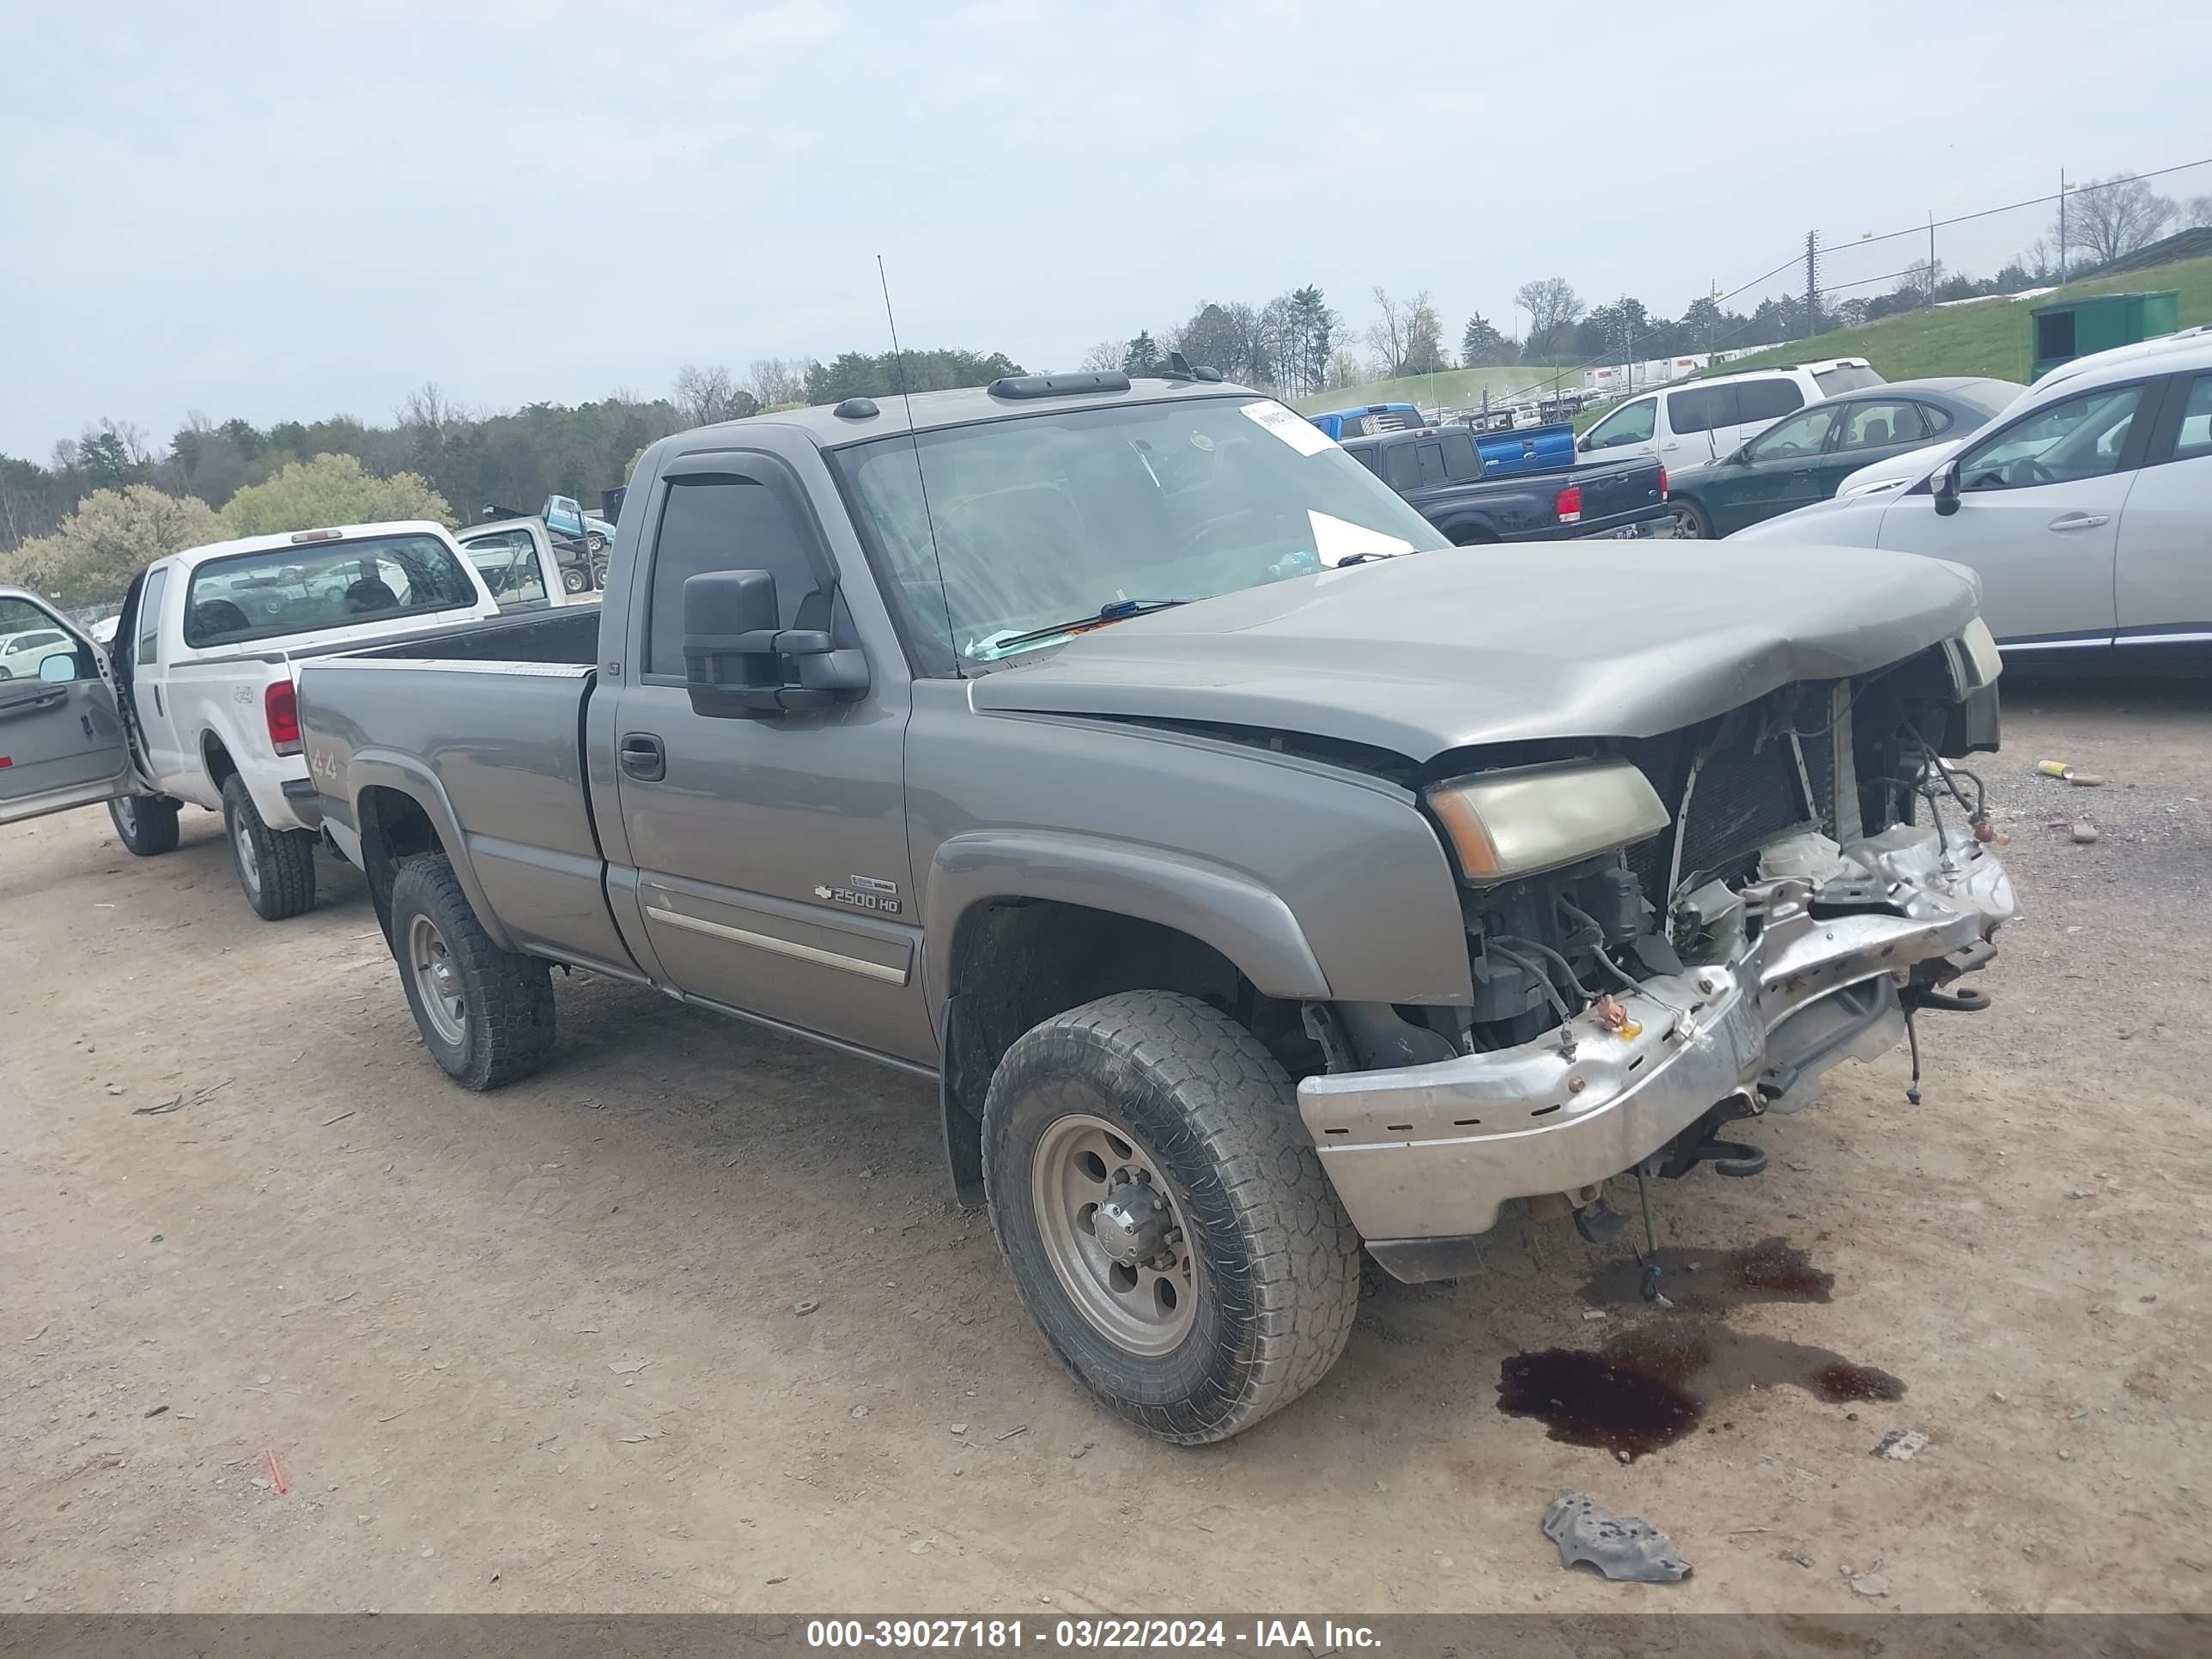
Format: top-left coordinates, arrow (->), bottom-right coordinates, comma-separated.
1340,423 -> 1669,544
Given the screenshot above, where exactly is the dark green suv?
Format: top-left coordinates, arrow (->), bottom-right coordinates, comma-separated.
1666,377 -> 2021,538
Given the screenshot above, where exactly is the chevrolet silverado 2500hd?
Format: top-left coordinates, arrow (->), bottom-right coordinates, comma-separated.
295,372 -> 2014,1443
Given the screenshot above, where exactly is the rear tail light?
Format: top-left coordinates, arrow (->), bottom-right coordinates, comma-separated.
1658,466 -> 1668,500
1554,483 -> 1583,524
264,680 -> 302,757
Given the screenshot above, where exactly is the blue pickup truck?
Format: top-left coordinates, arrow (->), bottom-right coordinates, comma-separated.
1335,420 -> 1669,544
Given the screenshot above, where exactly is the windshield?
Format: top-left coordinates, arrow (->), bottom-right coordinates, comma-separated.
182,532 -> 477,648
830,396 -> 1446,671
1813,364 -> 1883,396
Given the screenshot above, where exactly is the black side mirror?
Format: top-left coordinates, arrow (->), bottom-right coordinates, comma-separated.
682,569 -> 869,719
1931,459 -> 1962,517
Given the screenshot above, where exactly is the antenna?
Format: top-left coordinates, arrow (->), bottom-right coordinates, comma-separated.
878,254 -> 960,677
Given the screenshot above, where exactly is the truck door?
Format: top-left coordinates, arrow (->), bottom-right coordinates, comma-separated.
605,452 -> 932,1065
0,588 -> 139,826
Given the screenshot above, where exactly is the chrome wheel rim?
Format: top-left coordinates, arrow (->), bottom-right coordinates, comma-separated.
1668,505 -> 1704,539
1031,1113 -> 1200,1355
408,914 -> 467,1046
113,798 -> 137,835
233,815 -> 263,898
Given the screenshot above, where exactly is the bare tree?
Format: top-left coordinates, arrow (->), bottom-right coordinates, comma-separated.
1365,288 -> 1408,378
672,363 -> 746,427
2054,174 -> 2175,270
398,380 -> 454,432
1324,346 -> 1365,390
1401,290 -> 1448,374
1513,276 -> 1583,353
1078,340 -> 1121,373
742,357 -> 810,408
2183,193 -> 2212,230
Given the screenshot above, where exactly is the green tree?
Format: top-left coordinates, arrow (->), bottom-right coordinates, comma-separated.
223,453 -> 453,537
805,349 -> 1024,403
1121,331 -> 1164,376
1460,313 -> 1512,367
0,484 -> 227,609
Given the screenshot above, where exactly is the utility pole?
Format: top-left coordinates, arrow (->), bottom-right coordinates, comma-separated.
1928,211 -> 1937,301
1804,230 -> 1820,338
2057,169 -> 2069,284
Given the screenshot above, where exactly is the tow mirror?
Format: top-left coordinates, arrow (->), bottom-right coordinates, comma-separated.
1931,459 -> 1962,516
39,652 -> 78,683
681,569 -> 868,719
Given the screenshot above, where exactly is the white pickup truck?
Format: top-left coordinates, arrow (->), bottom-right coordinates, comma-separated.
0,520 -> 503,918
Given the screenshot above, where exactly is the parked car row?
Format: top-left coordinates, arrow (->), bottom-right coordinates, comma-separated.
1736,328 -> 2212,669
0,364 -> 2030,1445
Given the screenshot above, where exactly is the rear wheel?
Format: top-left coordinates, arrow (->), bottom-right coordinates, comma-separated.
389,854 -> 556,1090
222,774 -> 316,920
561,566 -> 589,594
1667,498 -> 1712,539
981,991 -> 1360,1444
107,795 -> 180,857
1448,523 -> 1499,546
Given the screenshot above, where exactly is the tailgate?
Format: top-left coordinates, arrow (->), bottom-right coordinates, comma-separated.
1571,459 -> 1668,523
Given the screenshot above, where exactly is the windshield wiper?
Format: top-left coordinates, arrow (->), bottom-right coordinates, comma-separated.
980,598 -> 1191,658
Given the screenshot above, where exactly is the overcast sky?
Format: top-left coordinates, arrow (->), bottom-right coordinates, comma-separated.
3,0 -> 2206,458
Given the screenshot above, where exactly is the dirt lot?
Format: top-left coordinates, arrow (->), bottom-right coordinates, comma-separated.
3,680 -> 2207,1616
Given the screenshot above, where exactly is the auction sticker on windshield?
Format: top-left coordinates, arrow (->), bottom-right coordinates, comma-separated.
1241,399 -> 1336,456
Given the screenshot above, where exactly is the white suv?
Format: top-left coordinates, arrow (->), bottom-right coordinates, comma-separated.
1578,359 -> 1884,467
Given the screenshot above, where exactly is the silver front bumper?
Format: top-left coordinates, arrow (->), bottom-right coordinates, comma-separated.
1297,823 -> 2015,1246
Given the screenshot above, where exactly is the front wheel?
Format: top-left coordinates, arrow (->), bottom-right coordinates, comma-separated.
982,991 -> 1361,1444
108,795 -> 180,857
222,774 -> 315,920
389,854 -> 556,1090
1666,498 -> 1712,539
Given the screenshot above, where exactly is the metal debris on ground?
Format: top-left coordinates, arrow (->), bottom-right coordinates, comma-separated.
793,1297 -> 821,1317
606,1359 -> 651,1375
1850,1573 -> 1888,1597
2069,774 -> 2106,787
264,1448 -> 289,1494
1540,1491 -> 1691,1583
994,1425 -> 1029,1443
1871,1428 -> 1928,1461
133,1079 -> 234,1116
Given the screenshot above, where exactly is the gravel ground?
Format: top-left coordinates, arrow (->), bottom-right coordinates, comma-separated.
0,678 -> 2205,1614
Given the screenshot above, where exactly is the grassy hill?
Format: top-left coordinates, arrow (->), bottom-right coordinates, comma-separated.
1297,255 -> 2210,417
1704,255 -> 2212,385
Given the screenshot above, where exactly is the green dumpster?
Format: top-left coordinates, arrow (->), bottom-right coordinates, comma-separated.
2030,290 -> 2181,380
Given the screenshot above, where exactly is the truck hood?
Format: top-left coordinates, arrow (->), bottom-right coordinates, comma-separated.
968,542 -> 1982,763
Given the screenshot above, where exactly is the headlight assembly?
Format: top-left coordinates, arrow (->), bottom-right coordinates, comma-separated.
1426,758 -> 1670,885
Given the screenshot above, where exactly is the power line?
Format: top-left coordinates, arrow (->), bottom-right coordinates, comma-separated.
1825,154 -> 2212,253
1458,151 -> 2212,413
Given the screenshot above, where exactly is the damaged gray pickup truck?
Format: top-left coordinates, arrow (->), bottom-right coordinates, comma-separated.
296,371 -> 2014,1444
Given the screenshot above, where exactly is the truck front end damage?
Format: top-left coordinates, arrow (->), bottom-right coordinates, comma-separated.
1297,635 -> 2014,1283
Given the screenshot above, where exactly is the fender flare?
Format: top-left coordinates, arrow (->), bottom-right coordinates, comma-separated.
346,751 -> 517,951
921,828 -> 1331,1020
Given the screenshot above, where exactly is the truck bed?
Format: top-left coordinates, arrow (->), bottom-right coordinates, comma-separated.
297,605 -> 631,974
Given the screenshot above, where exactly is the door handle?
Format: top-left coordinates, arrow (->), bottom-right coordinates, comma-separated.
2048,513 -> 2110,532
617,732 -> 665,781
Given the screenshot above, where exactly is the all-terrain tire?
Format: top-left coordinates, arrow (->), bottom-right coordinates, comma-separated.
222,774 -> 315,920
389,854 -> 556,1091
981,990 -> 1361,1444
108,795 -> 181,857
